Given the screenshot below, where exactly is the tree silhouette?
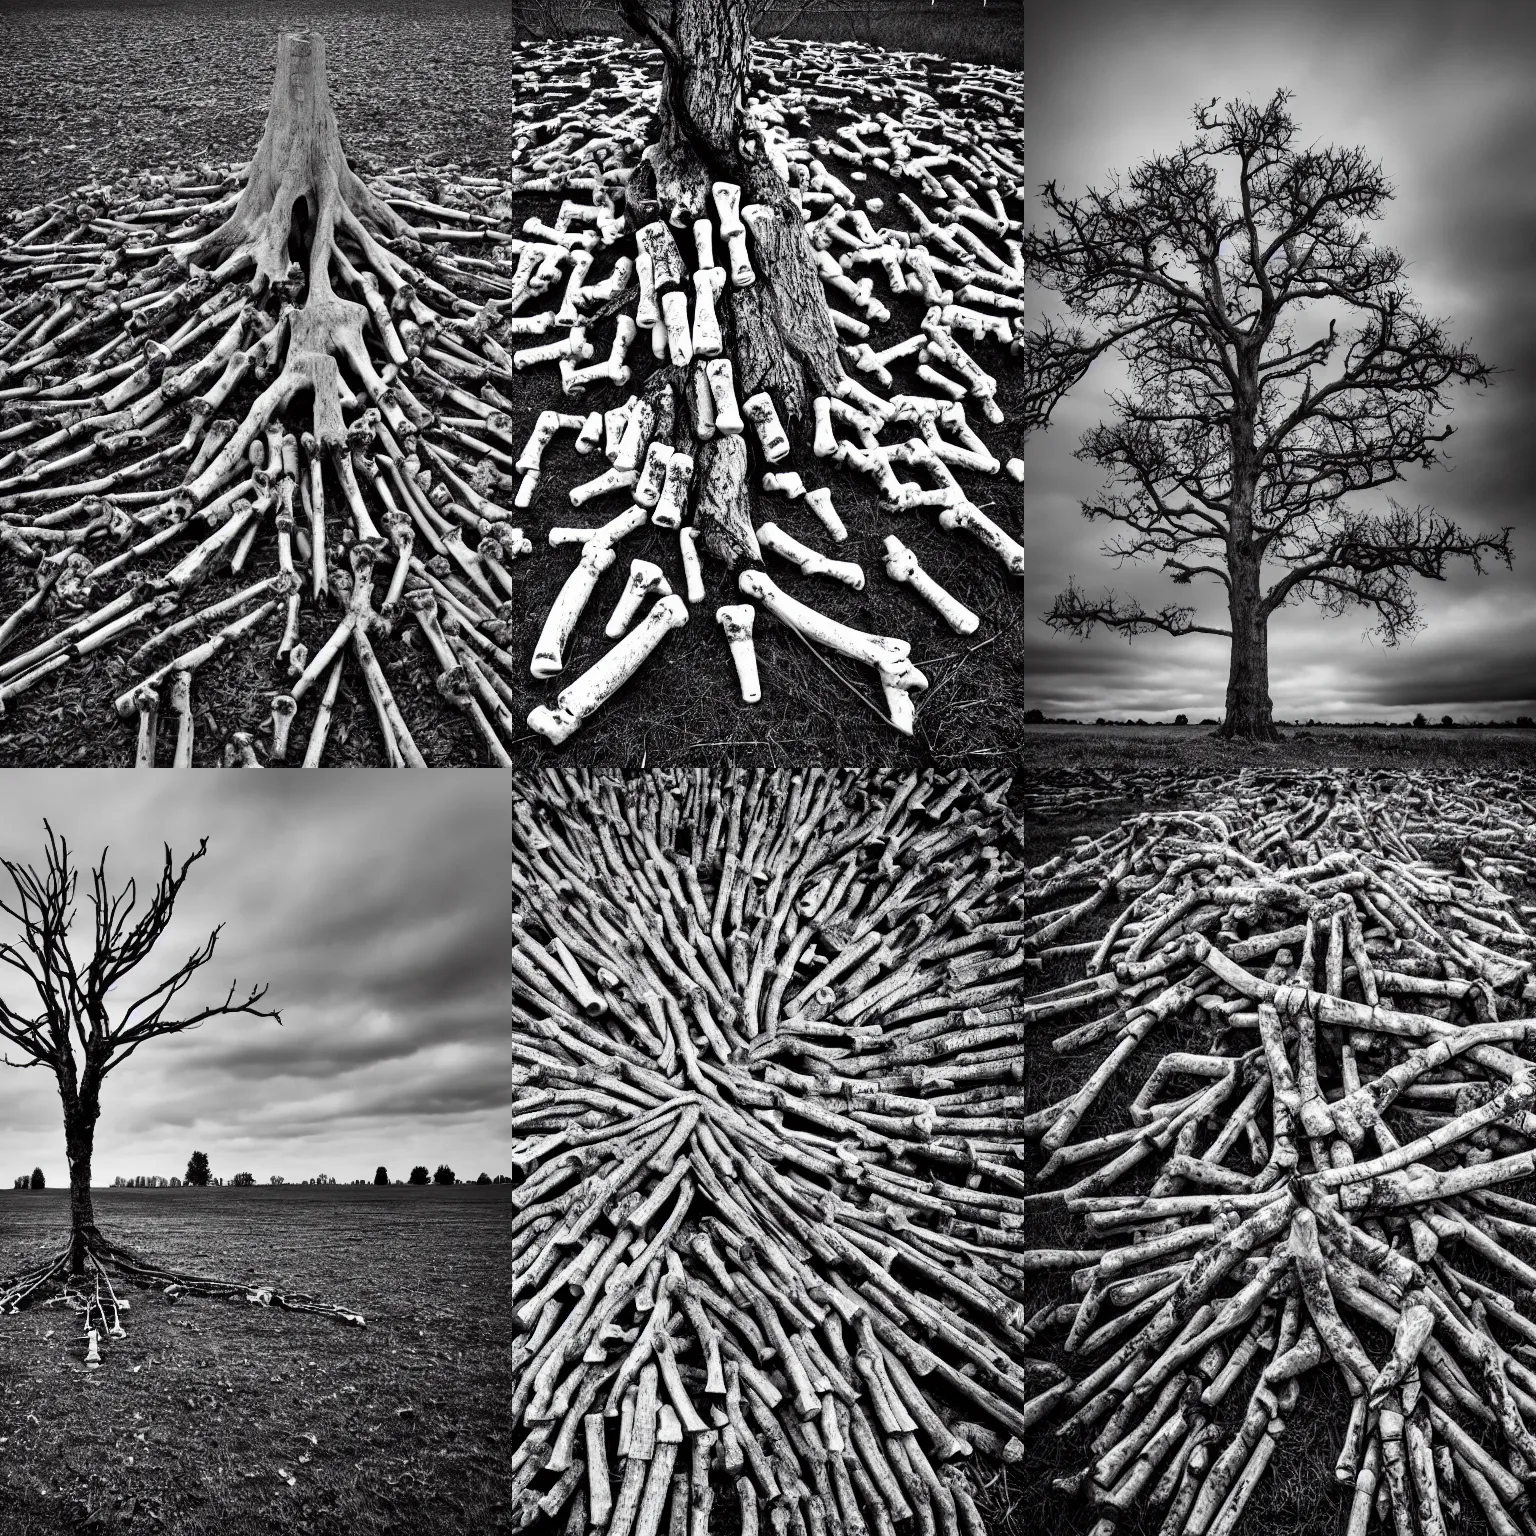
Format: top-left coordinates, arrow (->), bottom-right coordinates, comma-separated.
1022,91 -> 1511,740
408,1165 -> 429,1186
432,1163 -> 454,1186
0,825 -> 362,1360
29,1167 -> 44,1190
184,1150 -> 211,1186
373,1165 -> 388,1186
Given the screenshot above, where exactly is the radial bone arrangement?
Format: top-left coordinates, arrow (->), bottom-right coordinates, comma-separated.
0,30 -> 1024,764
511,768 -> 1036,1536
1017,770 -> 1536,1536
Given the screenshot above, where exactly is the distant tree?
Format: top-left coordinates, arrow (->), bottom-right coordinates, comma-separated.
1023,91 -> 1511,741
1413,713 -> 1428,728
1023,708 -> 1045,724
1441,715 -> 1454,727
1519,717 -> 1534,728
409,1166 -> 430,1186
269,1174 -> 285,1185
29,1168 -> 44,1190
231,1172 -> 255,1187
1174,713 -> 1189,726
374,1166 -> 388,1186
433,1164 -> 455,1186
185,1151 -> 211,1187
475,1172 -> 492,1185
494,1174 -> 513,1184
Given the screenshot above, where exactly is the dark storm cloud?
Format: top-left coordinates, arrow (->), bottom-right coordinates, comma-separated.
1025,0 -> 1536,719
0,775 -> 510,1184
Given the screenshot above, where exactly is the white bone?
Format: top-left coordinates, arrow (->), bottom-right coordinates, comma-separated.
529,594 -> 689,744
652,452 -> 694,530
829,308 -> 869,339
758,521 -> 864,589
569,466 -> 638,506
940,302 -> 1011,344
803,486 -> 848,543
878,660 -> 927,735
716,604 -> 761,703
739,569 -> 913,674
883,534 -> 979,633
604,402 -> 632,462
705,359 -> 745,434
762,470 -> 805,499
835,373 -> 893,423
678,527 -> 705,603
576,411 -> 605,454
515,470 -> 540,508
660,289 -> 693,366
615,398 -> 654,472
724,225 -> 754,288
579,254 -> 634,305
939,499 -> 1025,576
915,362 -> 967,401
518,410 -> 563,472
555,251 -> 595,326
635,250 -> 658,328
500,310 -> 559,338
606,559 -> 672,637
514,327 -> 592,370
532,539 -> 616,677
743,392 -> 790,462
691,268 -> 726,359
548,506 -> 649,547
1006,456 -> 1024,483
85,1329 -> 101,1368
811,398 -> 839,458
634,440 -> 675,508
692,217 -> 715,268
651,317 -> 668,360
712,182 -> 744,239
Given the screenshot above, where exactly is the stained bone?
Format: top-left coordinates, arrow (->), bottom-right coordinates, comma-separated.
882,534 -> 978,633
606,559 -> 672,638
757,522 -> 864,589
715,603 -> 761,703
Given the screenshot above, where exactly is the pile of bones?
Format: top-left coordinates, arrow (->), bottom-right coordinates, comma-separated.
1016,769 -> 1536,1536
0,35 -> 1024,763
511,766 -> 1039,1536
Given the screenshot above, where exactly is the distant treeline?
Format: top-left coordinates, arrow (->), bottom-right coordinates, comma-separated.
1024,709 -> 1536,730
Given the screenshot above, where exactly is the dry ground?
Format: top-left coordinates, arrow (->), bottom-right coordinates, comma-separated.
0,0 -> 1023,767
0,1185 -> 512,1536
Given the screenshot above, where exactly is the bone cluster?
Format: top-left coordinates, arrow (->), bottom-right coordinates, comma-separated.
512,767 -> 1032,1536
1017,768 -> 1536,1536
0,33 -> 1023,758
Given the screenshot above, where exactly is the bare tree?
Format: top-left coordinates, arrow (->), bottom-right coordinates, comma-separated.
0,827 -> 361,1359
1022,91 -> 1512,740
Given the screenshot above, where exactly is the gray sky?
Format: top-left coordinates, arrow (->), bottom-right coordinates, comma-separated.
0,773 -> 509,1187
1026,0 -> 1536,720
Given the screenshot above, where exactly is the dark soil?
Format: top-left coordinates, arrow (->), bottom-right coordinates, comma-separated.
0,1184 -> 512,1536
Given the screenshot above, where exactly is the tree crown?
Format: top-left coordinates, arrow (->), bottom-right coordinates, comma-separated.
1023,90 -> 1511,646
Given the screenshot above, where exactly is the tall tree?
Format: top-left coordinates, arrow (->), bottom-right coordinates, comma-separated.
0,826 -> 362,1358
1021,92 -> 1511,739
185,1150 -> 211,1186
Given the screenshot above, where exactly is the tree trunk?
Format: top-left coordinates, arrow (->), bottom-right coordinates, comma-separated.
1219,559 -> 1278,741
624,0 -> 843,567
181,30 -> 409,292
59,1070 -> 101,1272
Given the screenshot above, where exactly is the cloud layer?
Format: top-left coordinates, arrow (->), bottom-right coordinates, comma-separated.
0,774 -> 509,1186
1026,0 -> 1536,719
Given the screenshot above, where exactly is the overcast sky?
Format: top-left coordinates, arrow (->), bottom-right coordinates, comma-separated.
0,774 -> 508,1187
1026,0 -> 1536,721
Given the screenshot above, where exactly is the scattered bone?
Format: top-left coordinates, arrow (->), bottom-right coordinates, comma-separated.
757,522 -> 865,589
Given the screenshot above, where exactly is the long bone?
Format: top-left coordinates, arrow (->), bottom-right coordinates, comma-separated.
606,560 -> 672,638
528,594 -> 688,745
757,522 -> 864,589
882,535 -> 979,633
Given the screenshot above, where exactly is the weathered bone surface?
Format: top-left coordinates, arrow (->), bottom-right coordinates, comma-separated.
511,767 -> 1030,1536
1016,768 -> 1536,1536
0,31 -> 1023,757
